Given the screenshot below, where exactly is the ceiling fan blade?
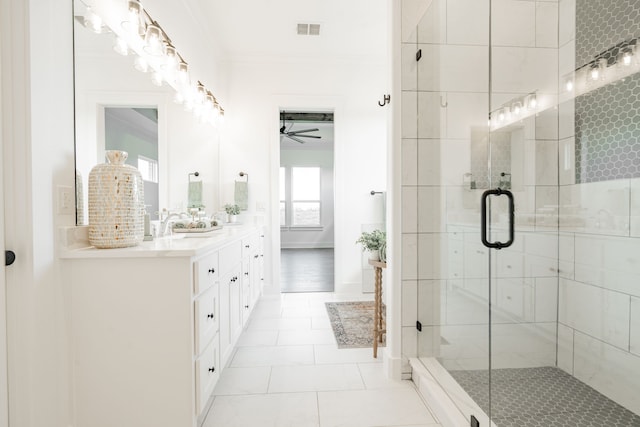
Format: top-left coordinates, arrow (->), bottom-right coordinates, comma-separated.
289,128 -> 319,134
287,135 -> 307,144
289,134 -> 321,139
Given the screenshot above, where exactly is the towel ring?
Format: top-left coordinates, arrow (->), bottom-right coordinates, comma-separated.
239,171 -> 248,182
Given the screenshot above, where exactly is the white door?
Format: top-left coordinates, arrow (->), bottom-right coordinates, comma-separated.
0,29 -> 9,427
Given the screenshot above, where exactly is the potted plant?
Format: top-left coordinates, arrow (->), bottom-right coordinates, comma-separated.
224,203 -> 240,223
356,229 -> 386,261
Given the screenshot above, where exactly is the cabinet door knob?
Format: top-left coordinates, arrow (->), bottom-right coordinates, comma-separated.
207,313 -> 215,319
5,250 -> 15,266
244,305 -> 249,309
244,272 -> 249,276
254,255 -> 259,259
208,268 -> 215,274
208,367 -> 215,373
245,245 -> 250,248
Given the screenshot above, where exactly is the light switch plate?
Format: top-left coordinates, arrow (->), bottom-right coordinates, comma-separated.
57,185 -> 74,215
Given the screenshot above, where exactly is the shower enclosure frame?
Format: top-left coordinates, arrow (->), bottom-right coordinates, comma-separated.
400,0 -> 640,425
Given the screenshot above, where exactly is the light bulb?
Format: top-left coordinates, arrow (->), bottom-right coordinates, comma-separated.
526,94 -> 537,110
134,56 -> 149,72
195,83 -> 206,104
177,62 -> 189,85
565,79 -> 574,91
84,7 -> 103,34
143,24 -> 163,56
124,0 -> 144,36
498,109 -> 505,122
590,67 -> 599,80
163,44 -> 179,72
114,37 -> 128,56
512,102 -> 521,116
622,48 -> 633,66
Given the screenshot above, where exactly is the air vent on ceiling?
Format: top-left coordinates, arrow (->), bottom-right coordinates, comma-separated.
297,23 -> 320,36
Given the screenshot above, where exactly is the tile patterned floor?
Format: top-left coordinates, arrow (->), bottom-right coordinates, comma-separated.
450,367 -> 640,427
203,292 -> 441,427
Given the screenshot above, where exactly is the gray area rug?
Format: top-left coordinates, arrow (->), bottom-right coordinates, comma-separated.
325,301 -> 386,349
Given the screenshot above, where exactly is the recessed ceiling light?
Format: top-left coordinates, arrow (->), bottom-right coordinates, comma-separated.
297,23 -> 308,35
309,24 -> 320,36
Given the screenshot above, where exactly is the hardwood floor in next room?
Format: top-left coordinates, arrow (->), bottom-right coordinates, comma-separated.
203,292 -> 442,427
280,248 -> 335,293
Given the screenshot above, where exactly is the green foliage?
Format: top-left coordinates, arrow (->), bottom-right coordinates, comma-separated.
224,204 -> 240,215
355,229 -> 386,251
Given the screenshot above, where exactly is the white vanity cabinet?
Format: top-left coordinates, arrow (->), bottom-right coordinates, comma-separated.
62,226 -> 265,427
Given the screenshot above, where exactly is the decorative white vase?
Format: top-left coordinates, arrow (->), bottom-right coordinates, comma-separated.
88,150 -> 145,248
229,214 -> 238,223
367,249 -> 380,261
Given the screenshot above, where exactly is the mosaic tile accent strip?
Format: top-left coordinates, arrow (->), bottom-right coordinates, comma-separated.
575,73 -> 640,183
449,367 -> 640,427
574,0 -> 640,184
575,0 -> 640,67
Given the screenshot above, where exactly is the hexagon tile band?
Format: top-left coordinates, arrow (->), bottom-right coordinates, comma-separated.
574,0 -> 640,184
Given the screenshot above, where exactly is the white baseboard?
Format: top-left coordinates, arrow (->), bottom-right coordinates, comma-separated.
383,351 -> 403,380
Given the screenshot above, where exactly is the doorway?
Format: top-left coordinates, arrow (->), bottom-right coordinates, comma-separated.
279,111 -> 335,292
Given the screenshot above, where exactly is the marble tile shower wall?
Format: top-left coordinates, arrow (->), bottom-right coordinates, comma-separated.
400,0 -> 560,374
556,0 -> 640,416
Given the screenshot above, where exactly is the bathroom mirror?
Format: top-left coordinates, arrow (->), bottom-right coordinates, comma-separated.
73,0 -> 221,225
73,0 -> 169,224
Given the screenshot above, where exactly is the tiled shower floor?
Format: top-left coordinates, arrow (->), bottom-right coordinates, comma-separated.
449,367 -> 640,427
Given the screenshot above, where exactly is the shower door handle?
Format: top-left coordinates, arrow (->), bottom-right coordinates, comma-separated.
481,188 -> 515,250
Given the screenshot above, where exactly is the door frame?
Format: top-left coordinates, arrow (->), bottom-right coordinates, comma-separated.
268,95 -> 344,294
0,12 -> 9,427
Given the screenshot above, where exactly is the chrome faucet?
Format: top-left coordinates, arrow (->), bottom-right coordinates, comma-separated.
160,212 -> 189,236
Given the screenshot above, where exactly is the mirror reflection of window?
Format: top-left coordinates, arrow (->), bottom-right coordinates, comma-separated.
104,107 -> 159,219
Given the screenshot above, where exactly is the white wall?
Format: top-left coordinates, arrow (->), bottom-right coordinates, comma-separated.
280,149 -> 335,249
222,57 -> 388,292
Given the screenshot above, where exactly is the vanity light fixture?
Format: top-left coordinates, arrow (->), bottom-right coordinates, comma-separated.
133,55 -> 149,72
83,7 -> 104,33
564,76 -> 574,92
79,0 -> 224,126
512,101 -> 522,116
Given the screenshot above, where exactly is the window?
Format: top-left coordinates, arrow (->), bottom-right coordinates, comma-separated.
291,167 -> 320,226
138,155 -> 158,183
280,166 -> 322,227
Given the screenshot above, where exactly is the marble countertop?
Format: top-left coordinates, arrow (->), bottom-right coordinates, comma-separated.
59,224 -> 261,259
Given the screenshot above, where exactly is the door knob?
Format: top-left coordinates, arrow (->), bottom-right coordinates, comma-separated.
5,250 -> 15,266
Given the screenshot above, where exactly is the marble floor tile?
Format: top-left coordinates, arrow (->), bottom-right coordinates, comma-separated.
277,329 -> 336,346
314,344 -> 383,365
231,345 -> 315,368
317,388 -> 437,427
213,367 -> 271,396
204,392 -> 319,427
268,363 -> 364,393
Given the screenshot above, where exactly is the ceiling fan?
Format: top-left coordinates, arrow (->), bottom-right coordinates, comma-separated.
279,111 -> 321,144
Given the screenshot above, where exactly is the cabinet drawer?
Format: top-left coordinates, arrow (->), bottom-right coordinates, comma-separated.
194,251 -> 219,295
219,241 -> 242,275
194,284 -> 219,356
241,234 -> 259,258
195,337 -> 219,416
